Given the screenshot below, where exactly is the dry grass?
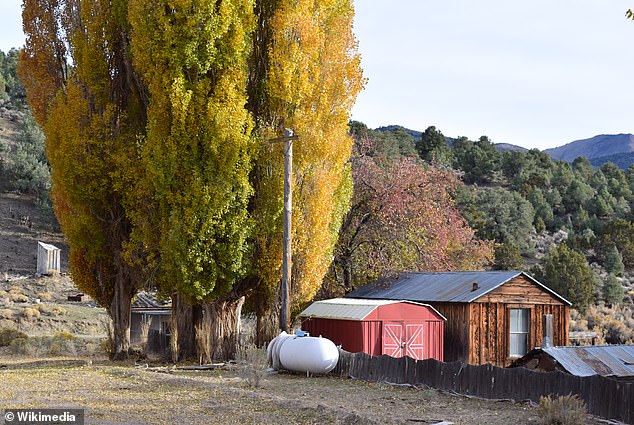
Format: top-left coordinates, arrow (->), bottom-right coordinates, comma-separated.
0,357 -> 558,425
537,394 -> 588,425
236,343 -> 267,388
21,307 -> 41,320
194,320 -> 211,365
10,292 -> 28,303
36,292 -> 52,301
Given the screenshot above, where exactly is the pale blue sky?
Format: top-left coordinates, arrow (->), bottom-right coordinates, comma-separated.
3,1 -> 634,150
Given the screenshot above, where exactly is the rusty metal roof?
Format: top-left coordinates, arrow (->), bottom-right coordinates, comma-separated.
299,298 -> 445,321
540,345 -> 634,378
346,271 -> 571,305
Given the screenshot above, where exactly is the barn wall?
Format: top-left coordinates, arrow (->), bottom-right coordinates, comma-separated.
370,302 -> 444,322
424,320 -> 444,361
301,318 -> 382,355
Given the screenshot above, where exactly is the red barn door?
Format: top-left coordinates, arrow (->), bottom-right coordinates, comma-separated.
405,324 -> 424,359
382,322 -> 425,360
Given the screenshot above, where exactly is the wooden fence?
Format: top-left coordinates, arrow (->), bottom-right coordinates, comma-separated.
334,350 -> 634,424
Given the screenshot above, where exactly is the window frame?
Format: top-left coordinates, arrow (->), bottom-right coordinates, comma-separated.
508,307 -> 530,358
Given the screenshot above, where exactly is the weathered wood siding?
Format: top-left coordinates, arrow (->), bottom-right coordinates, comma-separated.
428,302 -> 470,363
469,276 -> 569,366
468,302 -> 569,366
429,276 -> 569,367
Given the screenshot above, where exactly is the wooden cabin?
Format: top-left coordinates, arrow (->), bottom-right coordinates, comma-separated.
300,298 -> 445,361
347,271 -> 571,367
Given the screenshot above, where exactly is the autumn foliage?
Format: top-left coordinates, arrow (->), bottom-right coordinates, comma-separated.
19,0 -> 363,357
328,135 -> 493,293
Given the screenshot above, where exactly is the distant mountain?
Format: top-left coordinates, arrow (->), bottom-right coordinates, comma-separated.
374,126 -> 634,168
589,151 -> 634,169
374,125 -> 526,153
375,125 -> 421,140
545,134 -> 634,163
495,143 -> 527,153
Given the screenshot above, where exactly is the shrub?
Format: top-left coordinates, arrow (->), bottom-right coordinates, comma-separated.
237,343 -> 267,388
36,304 -> 67,317
9,336 -> 30,355
21,307 -> 41,320
537,394 -> 587,425
101,318 -> 114,358
36,292 -> 52,301
0,327 -> 27,346
51,306 -> 67,316
50,332 -> 78,356
0,309 -> 13,319
10,293 -> 28,303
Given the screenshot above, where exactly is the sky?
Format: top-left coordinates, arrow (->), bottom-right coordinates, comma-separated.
2,1 -> 634,150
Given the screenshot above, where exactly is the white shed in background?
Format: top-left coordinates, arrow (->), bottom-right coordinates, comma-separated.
37,241 -> 60,275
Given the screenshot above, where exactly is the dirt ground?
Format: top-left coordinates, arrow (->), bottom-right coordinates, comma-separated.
0,357 -> 590,425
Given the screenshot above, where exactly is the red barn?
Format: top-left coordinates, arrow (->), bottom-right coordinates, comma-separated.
300,298 -> 445,361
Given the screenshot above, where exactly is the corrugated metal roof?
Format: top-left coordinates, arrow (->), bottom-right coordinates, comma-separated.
299,298 -> 445,321
541,345 -> 634,378
38,241 -> 59,251
347,271 -> 571,305
132,291 -> 171,309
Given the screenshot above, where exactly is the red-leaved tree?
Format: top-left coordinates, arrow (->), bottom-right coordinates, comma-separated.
327,136 -> 493,293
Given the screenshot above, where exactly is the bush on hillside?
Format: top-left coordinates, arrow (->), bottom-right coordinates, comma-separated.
0,327 -> 27,346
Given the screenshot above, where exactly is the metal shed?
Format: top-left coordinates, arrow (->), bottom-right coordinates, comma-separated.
300,298 -> 445,361
513,345 -> 634,380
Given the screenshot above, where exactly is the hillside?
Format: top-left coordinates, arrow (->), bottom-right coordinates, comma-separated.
589,151 -> 634,169
545,133 -> 634,162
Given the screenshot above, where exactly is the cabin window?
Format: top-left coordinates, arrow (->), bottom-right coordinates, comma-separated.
509,308 -> 529,357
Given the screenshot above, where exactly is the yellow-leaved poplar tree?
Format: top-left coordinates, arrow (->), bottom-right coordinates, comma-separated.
20,0 -> 147,359
127,0 -> 255,358
248,0 -> 363,342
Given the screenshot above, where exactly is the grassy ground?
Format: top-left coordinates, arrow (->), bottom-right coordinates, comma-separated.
0,356 -> 600,425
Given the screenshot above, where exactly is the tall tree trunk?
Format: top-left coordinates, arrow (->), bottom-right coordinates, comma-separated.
170,293 -> 200,361
205,296 -> 245,360
110,274 -> 132,360
255,298 -> 280,347
342,256 -> 353,293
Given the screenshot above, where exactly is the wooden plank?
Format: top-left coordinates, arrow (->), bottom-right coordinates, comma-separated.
479,276 -> 565,305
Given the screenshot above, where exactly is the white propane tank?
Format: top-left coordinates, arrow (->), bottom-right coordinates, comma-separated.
278,333 -> 339,374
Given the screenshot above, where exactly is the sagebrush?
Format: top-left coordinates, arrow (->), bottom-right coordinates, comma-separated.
537,394 -> 587,425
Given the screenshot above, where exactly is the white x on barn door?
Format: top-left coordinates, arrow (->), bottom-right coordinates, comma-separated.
382,322 -> 425,359
382,323 -> 404,357
405,324 -> 424,359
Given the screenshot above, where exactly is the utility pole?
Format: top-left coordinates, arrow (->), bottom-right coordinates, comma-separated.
269,126 -> 298,333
